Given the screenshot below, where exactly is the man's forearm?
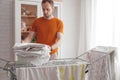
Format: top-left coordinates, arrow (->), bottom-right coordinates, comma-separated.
51,38 -> 62,50
22,31 -> 35,43
51,32 -> 63,50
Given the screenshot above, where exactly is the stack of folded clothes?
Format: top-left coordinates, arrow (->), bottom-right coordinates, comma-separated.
13,43 -> 50,66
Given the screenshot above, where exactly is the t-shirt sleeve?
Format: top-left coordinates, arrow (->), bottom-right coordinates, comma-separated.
57,19 -> 64,33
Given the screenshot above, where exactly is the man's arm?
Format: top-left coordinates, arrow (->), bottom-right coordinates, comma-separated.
22,31 -> 36,43
51,32 -> 63,50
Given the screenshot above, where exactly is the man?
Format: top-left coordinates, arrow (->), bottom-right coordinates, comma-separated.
23,0 -> 64,59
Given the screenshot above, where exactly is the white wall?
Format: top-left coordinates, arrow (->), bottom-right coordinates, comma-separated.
0,0 -> 14,79
0,0 -> 14,60
0,0 -> 80,79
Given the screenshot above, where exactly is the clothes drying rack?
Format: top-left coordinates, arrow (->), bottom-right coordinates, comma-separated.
0,46 -> 115,80
0,57 -> 90,80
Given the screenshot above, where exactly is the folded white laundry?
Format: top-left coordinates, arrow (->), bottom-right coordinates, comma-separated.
13,43 -> 48,50
17,55 -> 50,66
15,49 -> 50,57
13,43 -> 51,66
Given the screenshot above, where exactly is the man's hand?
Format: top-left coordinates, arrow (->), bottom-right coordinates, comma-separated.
50,53 -> 57,60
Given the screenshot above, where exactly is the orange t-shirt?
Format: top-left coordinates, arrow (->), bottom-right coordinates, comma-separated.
31,17 -> 64,54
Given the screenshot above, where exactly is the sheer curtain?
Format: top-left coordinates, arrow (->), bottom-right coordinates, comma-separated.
78,0 -> 120,80
78,0 -> 92,54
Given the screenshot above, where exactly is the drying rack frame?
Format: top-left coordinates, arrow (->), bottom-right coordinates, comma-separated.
0,46 -> 115,80
0,57 -> 90,80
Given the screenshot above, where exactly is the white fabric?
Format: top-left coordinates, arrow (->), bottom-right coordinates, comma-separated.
17,55 -> 50,66
16,67 -> 60,80
78,0 -> 93,55
13,43 -> 50,66
13,43 -> 46,50
16,64 -> 85,80
59,64 -> 85,80
86,46 -> 116,80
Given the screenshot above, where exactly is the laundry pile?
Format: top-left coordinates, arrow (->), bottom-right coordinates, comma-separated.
13,43 -> 51,66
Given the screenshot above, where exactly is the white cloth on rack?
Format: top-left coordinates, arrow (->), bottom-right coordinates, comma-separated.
13,43 -> 50,66
59,64 -> 85,80
16,64 -> 85,80
16,67 -> 60,80
86,46 -> 116,80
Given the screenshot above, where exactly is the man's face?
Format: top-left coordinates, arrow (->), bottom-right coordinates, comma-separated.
42,2 -> 54,19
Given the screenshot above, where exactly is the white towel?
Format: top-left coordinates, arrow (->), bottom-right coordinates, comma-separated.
87,46 -> 116,80
16,64 -> 85,80
16,67 -> 60,80
13,43 -> 47,50
13,43 -> 51,66
59,64 -> 85,80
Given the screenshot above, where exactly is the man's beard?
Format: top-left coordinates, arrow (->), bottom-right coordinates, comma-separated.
44,14 -> 53,19
44,14 -> 50,18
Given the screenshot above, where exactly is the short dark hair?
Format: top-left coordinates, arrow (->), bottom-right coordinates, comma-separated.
42,0 -> 54,7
